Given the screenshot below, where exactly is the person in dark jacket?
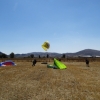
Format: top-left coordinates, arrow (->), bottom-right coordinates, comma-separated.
85,59 -> 89,67
32,59 -> 37,66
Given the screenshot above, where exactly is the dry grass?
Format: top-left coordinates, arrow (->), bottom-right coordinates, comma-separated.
0,61 -> 100,100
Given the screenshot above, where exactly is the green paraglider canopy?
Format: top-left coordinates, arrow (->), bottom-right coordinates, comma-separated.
53,58 -> 67,69
47,58 -> 67,69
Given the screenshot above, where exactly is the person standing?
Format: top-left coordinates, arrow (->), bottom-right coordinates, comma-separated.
32,59 -> 37,66
85,59 -> 89,67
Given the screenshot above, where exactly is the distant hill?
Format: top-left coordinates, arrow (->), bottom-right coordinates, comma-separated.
15,52 -> 62,58
75,49 -> 100,56
1,49 -> 100,58
65,49 -> 100,57
0,52 -> 7,55
14,49 -> 100,58
0,52 -> 3,55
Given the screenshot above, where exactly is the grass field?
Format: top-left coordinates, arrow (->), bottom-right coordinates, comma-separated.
0,61 -> 100,100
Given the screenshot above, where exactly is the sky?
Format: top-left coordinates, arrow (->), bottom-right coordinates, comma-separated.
0,0 -> 100,54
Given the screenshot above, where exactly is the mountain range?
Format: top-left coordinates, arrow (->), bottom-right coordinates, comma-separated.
0,49 -> 100,58
10,49 -> 100,58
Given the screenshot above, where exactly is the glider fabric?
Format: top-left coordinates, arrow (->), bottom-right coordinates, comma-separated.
0,60 -> 16,67
47,58 -> 67,69
53,58 -> 67,69
42,41 -> 50,51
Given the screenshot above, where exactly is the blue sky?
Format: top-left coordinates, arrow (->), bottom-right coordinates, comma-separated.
0,0 -> 100,54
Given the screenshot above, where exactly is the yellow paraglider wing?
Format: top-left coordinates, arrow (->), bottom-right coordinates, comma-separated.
42,41 -> 50,51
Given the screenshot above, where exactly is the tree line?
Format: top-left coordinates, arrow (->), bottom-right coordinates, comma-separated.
0,52 -> 15,58
0,52 -> 66,58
